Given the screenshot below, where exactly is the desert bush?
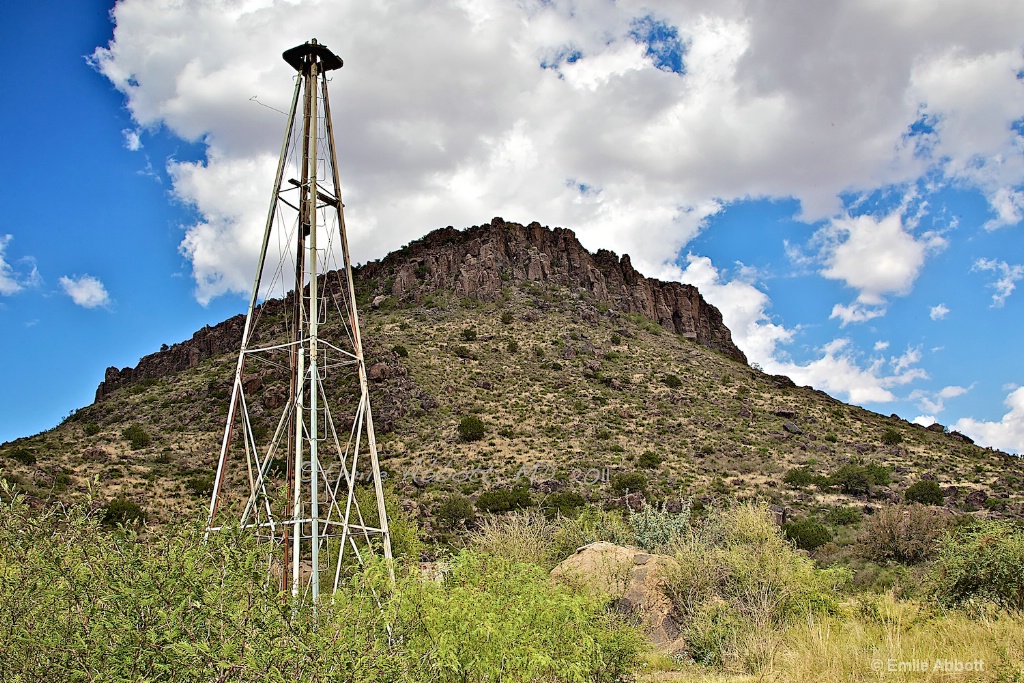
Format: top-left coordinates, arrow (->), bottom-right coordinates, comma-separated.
783,517 -> 832,550
6,448 -> 36,466
905,479 -> 945,505
859,504 -> 949,564
931,519 -> 1024,613
500,311 -> 514,325
665,502 -> 849,670
0,488 -> 642,682
102,498 -> 146,526
610,472 -> 647,495
452,345 -> 471,359
506,339 -> 519,353
662,374 -> 682,389
457,415 -> 485,441
628,500 -> 690,552
436,494 -> 475,530
638,450 -> 662,469
459,327 -> 477,342
552,506 -> 634,557
826,506 -> 862,526
881,427 -> 904,446
391,344 -> 409,358
470,511 -> 560,568
476,485 -> 532,513
783,466 -> 815,488
543,491 -> 585,517
610,333 -> 622,345
829,462 -> 890,495
83,422 -> 101,436
185,474 -> 215,498
122,423 -> 151,450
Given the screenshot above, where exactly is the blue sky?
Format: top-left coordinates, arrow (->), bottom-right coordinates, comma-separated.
1,0 -> 1022,453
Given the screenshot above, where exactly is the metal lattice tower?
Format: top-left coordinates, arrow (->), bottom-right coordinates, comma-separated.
206,39 -> 393,602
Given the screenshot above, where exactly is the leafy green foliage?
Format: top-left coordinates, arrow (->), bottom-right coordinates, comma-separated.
932,519 -> 1024,613
6,448 -> 36,466
828,462 -> 890,495
436,494 -> 475,529
662,374 -> 682,389
665,503 -> 849,669
457,415 -> 485,441
881,427 -> 904,446
783,518 -> 833,550
459,327 -> 478,342
452,345 -> 471,359
83,422 -> 101,436
783,466 -> 816,488
500,311 -> 514,325
637,450 -> 662,469
391,344 -> 409,358
506,339 -> 519,353
610,472 -> 648,495
544,491 -> 586,517
628,501 -> 690,553
121,423 -> 151,450
476,486 -> 532,513
0,489 -> 642,681
185,474 -> 215,498
826,506 -> 862,526
905,479 -> 945,505
102,498 -> 146,526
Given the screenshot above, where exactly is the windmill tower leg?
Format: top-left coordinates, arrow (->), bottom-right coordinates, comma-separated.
205,39 -> 394,602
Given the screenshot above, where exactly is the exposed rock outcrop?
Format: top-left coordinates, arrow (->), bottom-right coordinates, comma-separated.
361,218 -> 745,362
95,218 -> 745,400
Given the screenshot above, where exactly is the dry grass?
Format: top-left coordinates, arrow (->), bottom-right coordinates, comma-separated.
640,594 -> 1024,682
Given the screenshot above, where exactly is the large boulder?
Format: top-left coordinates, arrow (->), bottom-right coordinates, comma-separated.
551,541 -> 684,652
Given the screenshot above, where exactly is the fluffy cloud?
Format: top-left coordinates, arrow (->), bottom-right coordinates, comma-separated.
817,212 -> 947,325
929,303 -> 949,320
91,0 -> 1024,303
911,384 -> 971,415
59,275 -> 111,309
953,387 -> 1024,454
974,258 -> 1024,307
0,235 -> 40,296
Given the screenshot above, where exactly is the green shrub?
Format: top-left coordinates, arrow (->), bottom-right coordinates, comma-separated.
881,428 -> 904,446
391,344 -> 409,358
829,462 -> 889,495
905,479 -> 945,505
7,448 -> 36,466
783,518 -> 833,550
859,504 -> 949,564
610,334 -> 622,345
102,498 -> 146,526
84,423 -> 101,437
470,511 -> 558,568
638,451 -> 662,469
663,374 -> 682,389
665,503 -> 849,670
460,327 -> 477,342
629,500 -> 690,552
611,472 -> 647,495
500,311 -> 514,325
436,494 -> 475,530
506,339 -> 519,353
826,506 -> 862,526
184,475 -> 215,498
476,486 -> 532,513
122,424 -> 151,450
534,347 -> 545,358
544,491 -> 586,517
931,519 -> 1024,613
457,415 -> 485,441
783,466 -> 815,488
453,345 -> 471,359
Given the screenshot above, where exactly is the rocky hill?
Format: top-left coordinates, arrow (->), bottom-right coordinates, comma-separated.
2,218 -> 1020,534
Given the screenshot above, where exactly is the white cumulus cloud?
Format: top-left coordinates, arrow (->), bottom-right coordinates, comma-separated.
974,258 -> 1024,307
90,0 -> 1024,304
59,275 -> 111,309
929,303 -> 949,320
953,386 -> 1024,454
0,235 -> 40,296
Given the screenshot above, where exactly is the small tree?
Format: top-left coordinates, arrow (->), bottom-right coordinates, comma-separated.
102,499 -> 146,526
436,495 -> 476,529
122,424 -> 151,450
460,327 -> 478,342
881,427 -> 903,446
783,518 -> 832,550
905,479 -> 945,505
458,415 -> 485,442
611,472 -> 648,495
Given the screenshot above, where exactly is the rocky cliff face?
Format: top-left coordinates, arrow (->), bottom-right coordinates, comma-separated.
361,218 -> 745,362
95,218 -> 745,400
